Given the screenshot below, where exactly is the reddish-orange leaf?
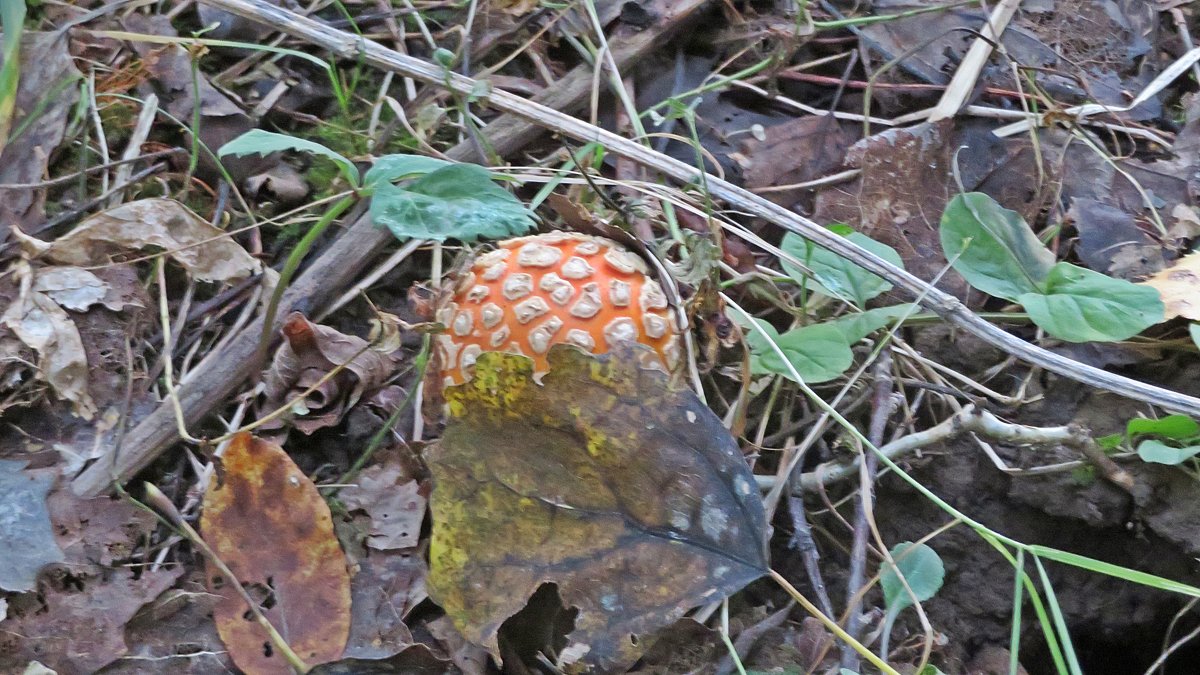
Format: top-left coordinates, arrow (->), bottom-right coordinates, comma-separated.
200,433 -> 351,674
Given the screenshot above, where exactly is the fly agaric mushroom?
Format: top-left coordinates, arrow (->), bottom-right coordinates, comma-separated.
435,231 -> 683,386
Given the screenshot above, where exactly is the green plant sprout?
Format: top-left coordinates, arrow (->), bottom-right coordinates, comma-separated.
879,542 -> 946,657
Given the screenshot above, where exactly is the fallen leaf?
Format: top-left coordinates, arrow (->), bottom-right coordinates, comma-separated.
429,345 -> 768,670
340,459 -> 426,551
1,268 -> 96,419
31,266 -> 115,312
0,460 -> 63,592
1138,250 -> 1200,321
1068,198 -> 1165,280
308,645 -> 449,675
0,32 -> 81,236
245,161 -> 311,206
101,574 -> 233,674
39,199 -> 266,284
344,549 -> 428,660
121,14 -> 261,183
492,0 -> 540,16
733,115 -> 850,207
200,433 -> 351,674
425,616 -> 490,675
257,313 -> 400,439
814,120 -> 973,301
0,489 -> 181,673
0,565 -> 182,674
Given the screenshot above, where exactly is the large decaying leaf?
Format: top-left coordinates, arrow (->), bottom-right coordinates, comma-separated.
0,489 -> 180,673
429,345 -> 769,670
201,433 -> 351,674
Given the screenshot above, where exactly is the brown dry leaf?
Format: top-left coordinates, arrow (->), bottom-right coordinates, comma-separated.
1138,251 -> 1200,321
257,313 -> 400,438
308,645 -> 449,675
340,458 -> 426,551
814,120 -> 973,301
121,14 -> 262,183
1,262 -> 96,419
101,575 -> 233,674
38,199 -> 266,284
429,345 -> 768,670
0,565 -> 182,674
733,116 -> 851,207
493,0 -> 540,15
345,549 -> 428,659
426,615 -> 490,675
0,489 -> 181,674
200,433 -> 351,674
0,33 -> 81,237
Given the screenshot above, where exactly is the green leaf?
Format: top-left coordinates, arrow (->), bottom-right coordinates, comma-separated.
827,304 -> 917,343
218,130 -> 360,187
1127,415 -> 1200,440
780,229 -> 904,307
1017,263 -> 1164,342
1095,433 -> 1124,451
362,154 -> 451,188
369,164 -> 536,242
1136,440 -> 1200,465
940,192 -> 1055,301
744,319 -> 854,384
881,542 -> 945,614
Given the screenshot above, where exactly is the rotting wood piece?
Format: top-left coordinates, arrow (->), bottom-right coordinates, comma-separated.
194,0 -> 1200,417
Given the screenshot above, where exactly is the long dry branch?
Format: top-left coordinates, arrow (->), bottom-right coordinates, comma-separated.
197,0 -> 1200,419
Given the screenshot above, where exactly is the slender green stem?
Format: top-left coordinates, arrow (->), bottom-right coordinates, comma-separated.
257,195 -> 357,362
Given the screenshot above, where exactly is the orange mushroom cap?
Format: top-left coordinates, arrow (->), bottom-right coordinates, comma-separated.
435,231 -> 683,386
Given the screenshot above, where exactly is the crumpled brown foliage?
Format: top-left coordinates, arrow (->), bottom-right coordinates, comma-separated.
0,488 -> 182,674
257,313 -> 402,439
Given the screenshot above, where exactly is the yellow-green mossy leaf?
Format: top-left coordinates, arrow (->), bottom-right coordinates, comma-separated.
428,344 -> 768,671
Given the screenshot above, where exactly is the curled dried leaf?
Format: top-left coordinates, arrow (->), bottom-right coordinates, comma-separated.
257,313 -> 401,439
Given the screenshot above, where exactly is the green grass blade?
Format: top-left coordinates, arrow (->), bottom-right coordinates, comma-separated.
0,0 -> 27,152
1009,548 -> 1024,675
1028,545 -> 1200,597
1033,556 -> 1083,675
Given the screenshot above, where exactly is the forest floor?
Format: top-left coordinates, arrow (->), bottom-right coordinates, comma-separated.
4,1 -> 1200,674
